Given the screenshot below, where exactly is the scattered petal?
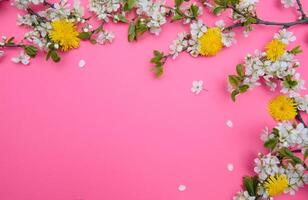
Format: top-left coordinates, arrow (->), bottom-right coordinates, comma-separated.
191,80 -> 204,94
226,120 -> 233,128
178,184 -> 187,192
227,163 -> 234,171
78,59 -> 86,68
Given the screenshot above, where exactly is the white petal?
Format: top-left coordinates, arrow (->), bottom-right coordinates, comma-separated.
227,163 -> 234,171
226,120 -> 233,128
178,184 -> 187,192
78,59 -> 86,68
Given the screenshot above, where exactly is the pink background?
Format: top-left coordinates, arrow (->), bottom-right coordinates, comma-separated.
0,1 -> 308,199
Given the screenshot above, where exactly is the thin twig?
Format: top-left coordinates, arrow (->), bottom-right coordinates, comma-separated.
0,44 -> 23,48
256,18 -> 308,28
26,8 -> 48,22
43,0 -> 54,8
296,0 -> 306,18
225,4 -> 308,30
296,112 -> 307,128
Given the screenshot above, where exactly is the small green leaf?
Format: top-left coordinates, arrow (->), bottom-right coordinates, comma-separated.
123,0 -> 136,11
290,45 -> 303,55
236,64 -> 244,77
228,75 -> 240,87
214,0 -> 226,7
90,39 -> 97,44
114,14 -> 128,23
49,50 -> 61,63
243,176 -> 258,196
175,0 -> 184,7
279,148 -> 302,164
128,22 -> 136,42
7,37 -> 15,45
213,6 -> 223,15
171,14 -> 184,22
136,18 -> 148,35
231,89 -> 239,102
23,45 -> 38,58
153,50 -> 164,58
304,149 -> 308,160
264,138 -> 278,150
78,32 -> 91,40
152,66 -> 164,77
239,84 -> 249,93
189,4 -> 199,19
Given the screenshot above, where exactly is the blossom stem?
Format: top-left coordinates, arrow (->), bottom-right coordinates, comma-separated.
295,112 -> 307,128
26,8 -> 48,22
225,5 -> 308,30
296,0 -> 306,18
162,5 -> 195,20
0,44 -> 24,48
43,0 -> 54,8
256,18 -> 308,28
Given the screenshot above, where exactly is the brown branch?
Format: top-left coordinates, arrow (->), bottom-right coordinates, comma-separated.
26,8 -> 48,22
0,44 -> 24,48
296,112 -> 307,128
224,5 -> 308,30
296,0 -> 306,18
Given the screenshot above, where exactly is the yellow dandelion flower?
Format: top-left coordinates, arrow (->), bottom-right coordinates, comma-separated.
268,95 -> 297,121
198,28 -> 223,56
264,174 -> 288,197
265,39 -> 286,61
50,20 -> 80,52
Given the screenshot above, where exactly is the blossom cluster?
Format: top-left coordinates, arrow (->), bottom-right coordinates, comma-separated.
0,0 -> 114,64
228,29 -> 306,101
231,30 -> 308,200
150,19 -> 236,77
89,0 -> 204,41
169,19 -> 235,59
233,122 -> 308,200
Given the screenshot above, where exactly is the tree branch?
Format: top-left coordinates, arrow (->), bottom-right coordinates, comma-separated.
0,44 -> 23,48
26,8 -> 48,22
296,0 -> 306,18
296,112 -> 307,128
224,5 -> 308,30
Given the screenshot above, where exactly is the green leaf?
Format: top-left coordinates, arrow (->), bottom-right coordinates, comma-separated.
136,18 -> 148,35
239,84 -> 249,93
175,0 -> 184,7
236,64 -> 244,77
283,75 -> 298,89
23,45 -> 38,58
78,32 -> 91,40
90,39 -> 97,44
214,0 -> 228,7
231,89 -> 239,102
290,45 -> 303,55
48,50 -> 61,63
152,66 -> 164,77
243,176 -> 258,196
7,37 -> 15,45
228,75 -> 240,87
114,14 -> 128,23
128,22 -> 136,42
264,138 -> 278,150
123,0 -> 136,11
171,14 -> 184,22
213,6 -> 223,15
279,148 -> 302,164
189,4 -> 199,19
272,128 -> 279,136
153,50 -> 164,58
304,149 -> 308,160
